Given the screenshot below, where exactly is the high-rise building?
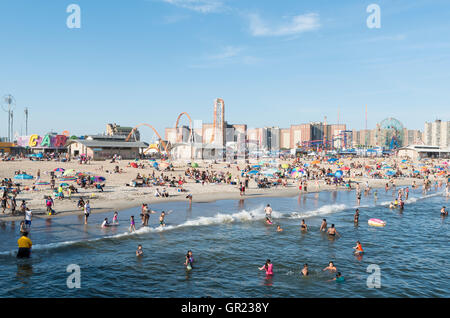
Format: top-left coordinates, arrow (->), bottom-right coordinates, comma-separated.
424,120 -> 450,147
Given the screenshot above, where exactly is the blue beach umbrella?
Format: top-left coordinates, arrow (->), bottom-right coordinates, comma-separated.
248,170 -> 259,175
386,171 -> 395,176
335,170 -> 343,178
14,174 -> 33,180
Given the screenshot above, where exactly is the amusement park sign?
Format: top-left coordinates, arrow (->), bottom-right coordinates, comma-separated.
16,134 -> 68,149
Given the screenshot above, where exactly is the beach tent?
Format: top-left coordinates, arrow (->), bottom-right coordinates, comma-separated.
14,174 -> 33,180
153,162 -> 159,168
191,162 -> 199,168
130,162 -> 138,168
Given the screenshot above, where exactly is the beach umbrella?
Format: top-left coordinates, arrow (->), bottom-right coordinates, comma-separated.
401,160 -> 407,163
342,166 -> 350,171
59,183 -> 69,187
63,169 -> 77,176
248,170 -> 259,175
35,181 -> 50,186
36,153 -> 43,158
386,171 -> 395,176
191,162 -> 199,168
93,176 -> 106,182
335,170 -> 343,178
328,158 -> 338,162
382,166 -> 392,169
153,162 -> 159,168
303,163 -> 309,167
311,160 -> 320,164
53,168 -> 65,172
130,162 -> 138,168
14,174 -> 33,180
60,176 -> 77,181
281,163 -> 289,169
252,165 -> 261,168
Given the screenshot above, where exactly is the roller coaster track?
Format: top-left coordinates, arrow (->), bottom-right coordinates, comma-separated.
175,112 -> 194,143
125,123 -> 169,156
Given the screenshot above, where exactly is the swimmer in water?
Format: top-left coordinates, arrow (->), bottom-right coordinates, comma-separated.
264,204 -> 273,223
136,245 -> 143,256
159,210 -> 172,227
185,250 -> 194,269
323,261 -> 337,272
112,211 -> 119,224
353,241 -> 364,255
259,259 -> 273,276
130,216 -> 136,232
276,225 -> 283,232
101,218 -> 110,228
300,219 -> 307,232
354,209 -> 359,224
332,272 -> 345,282
301,264 -> 309,276
327,224 -> 340,237
441,206 -> 448,216
374,190 -> 378,201
319,219 -> 327,232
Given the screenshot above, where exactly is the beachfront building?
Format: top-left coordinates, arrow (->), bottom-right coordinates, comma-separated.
397,144 -> 450,159
0,142 -> 15,155
65,135 -> 148,160
424,120 -> 450,148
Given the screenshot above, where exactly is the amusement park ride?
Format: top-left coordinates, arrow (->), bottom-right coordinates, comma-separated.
124,99 -> 224,159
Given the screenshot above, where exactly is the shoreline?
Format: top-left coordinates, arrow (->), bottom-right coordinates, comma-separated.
0,177 -> 423,222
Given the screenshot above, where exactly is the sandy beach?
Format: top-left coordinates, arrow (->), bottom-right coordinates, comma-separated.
1,156 -> 441,223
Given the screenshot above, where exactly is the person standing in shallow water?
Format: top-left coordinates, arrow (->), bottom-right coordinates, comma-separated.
259,259 -> 273,275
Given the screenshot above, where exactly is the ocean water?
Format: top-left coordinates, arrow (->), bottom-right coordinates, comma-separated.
0,186 -> 448,298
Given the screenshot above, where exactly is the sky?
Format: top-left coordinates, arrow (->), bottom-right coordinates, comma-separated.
0,0 -> 449,142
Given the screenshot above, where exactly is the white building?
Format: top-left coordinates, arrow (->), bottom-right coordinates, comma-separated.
424,120 -> 450,148
397,144 -> 450,159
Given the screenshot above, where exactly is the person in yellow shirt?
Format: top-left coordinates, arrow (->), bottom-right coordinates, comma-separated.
17,232 -> 32,258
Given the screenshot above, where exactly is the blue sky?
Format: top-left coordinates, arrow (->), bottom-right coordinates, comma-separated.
1,0 -> 449,142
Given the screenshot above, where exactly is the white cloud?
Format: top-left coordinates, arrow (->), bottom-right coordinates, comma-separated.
248,13 -> 320,37
207,46 -> 243,60
163,0 -> 224,14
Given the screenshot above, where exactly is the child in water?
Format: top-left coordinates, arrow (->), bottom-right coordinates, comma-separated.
112,211 -> 119,224
301,264 -> 309,276
259,259 -> 273,275
333,272 -> 345,282
353,241 -> 364,255
184,250 -> 194,270
323,261 -> 337,272
276,225 -> 283,232
130,216 -> 136,232
136,245 -> 143,256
